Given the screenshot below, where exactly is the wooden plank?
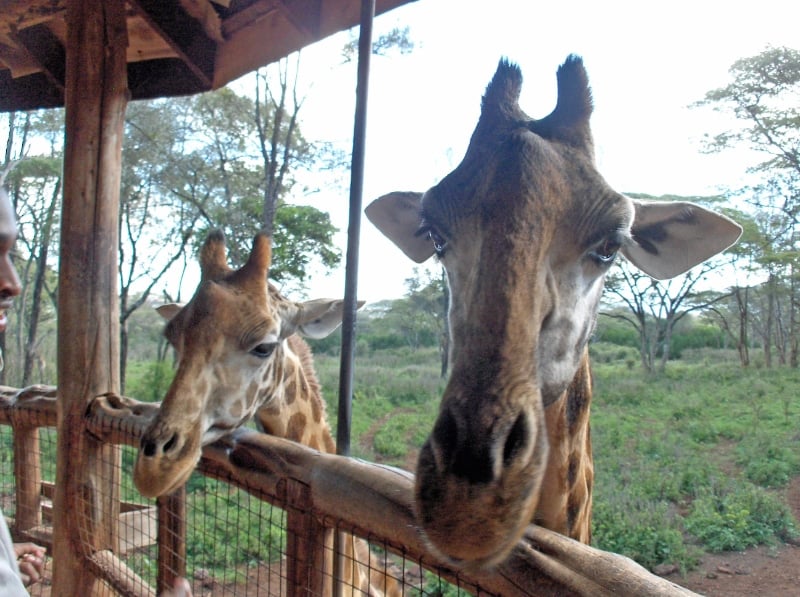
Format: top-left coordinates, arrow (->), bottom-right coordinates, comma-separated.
51,0 -> 128,593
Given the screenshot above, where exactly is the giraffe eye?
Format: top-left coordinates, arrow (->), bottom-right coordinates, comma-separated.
419,225 -> 447,256
250,342 -> 278,359
588,237 -> 621,266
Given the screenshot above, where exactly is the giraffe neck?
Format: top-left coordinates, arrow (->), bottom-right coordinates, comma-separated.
254,337 -> 401,597
535,349 -> 594,542
254,335 -> 336,455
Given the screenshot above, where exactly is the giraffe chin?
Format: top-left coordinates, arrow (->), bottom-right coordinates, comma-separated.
133,452 -> 199,499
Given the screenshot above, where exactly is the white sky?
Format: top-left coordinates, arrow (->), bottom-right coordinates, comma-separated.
229,0 -> 800,304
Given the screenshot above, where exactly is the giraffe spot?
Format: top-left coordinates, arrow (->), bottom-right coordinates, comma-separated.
567,454 -> 579,487
286,412 -> 307,442
245,381 -> 259,407
323,436 -> 336,454
308,436 -> 320,451
256,387 -> 272,405
311,396 -> 322,423
229,401 -> 243,419
285,378 -> 297,404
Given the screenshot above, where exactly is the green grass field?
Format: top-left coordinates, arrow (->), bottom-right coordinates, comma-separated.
312,344 -> 800,573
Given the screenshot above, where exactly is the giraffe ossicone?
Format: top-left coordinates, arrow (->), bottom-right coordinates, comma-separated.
367,55 -> 742,569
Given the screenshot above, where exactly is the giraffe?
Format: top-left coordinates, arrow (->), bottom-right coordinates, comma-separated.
366,55 -> 742,570
133,230 -> 400,596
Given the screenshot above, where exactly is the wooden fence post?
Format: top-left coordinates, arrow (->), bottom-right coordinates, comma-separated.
157,486 -> 187,594
13,426 -> 41,532
285,479 -> 327,597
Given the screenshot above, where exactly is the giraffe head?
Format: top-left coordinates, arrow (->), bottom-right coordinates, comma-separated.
134,230 -> 351,498
367,56 -> 741,568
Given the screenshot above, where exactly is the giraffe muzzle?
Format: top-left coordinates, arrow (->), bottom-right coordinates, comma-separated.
414,401 -> 547,568
134,421 -> 202,498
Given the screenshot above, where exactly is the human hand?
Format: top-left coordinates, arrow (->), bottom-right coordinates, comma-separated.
159,577 -> 193,597
13,542 -> 45,587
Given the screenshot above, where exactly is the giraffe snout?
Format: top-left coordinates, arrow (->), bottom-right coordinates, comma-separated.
134,421 -> 201,498
414,401 -> 547,568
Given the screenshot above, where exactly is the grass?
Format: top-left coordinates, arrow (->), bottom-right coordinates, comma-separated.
313,346 -> 800,573
7,344 -> 795,579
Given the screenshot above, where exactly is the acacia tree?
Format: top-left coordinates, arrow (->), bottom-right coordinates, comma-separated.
603,262 -> 729,372
695,46 -> 800,367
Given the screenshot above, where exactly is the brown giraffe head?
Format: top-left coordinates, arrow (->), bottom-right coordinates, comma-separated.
366,56 -> 742,568
134,230 -> 352,498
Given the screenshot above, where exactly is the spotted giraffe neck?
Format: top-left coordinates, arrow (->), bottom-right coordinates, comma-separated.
536,349 -> 593,542
254,335 -> 336,455
255,335 -> 401,597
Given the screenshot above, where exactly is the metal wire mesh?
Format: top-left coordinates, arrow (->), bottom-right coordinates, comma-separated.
0,424 -> 56,596
0,390 -> 497,596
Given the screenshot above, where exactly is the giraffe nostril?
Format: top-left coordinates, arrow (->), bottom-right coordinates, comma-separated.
142,439 -> 157,458
503,412 -> 529,467
163,433 -> 178,454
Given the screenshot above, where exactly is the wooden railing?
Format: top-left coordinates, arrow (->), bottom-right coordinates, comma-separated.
0,385 -> 698,596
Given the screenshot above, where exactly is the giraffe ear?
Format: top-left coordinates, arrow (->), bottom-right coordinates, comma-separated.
621,199 -> 742,280
156,303 -> 184,322
293,299 -> 366,339
365,192 -> 435,263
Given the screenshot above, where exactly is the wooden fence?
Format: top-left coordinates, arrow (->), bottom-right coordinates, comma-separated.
0,385 -> 697,596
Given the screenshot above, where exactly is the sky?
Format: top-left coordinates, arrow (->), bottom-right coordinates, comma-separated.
234,0 -> 799,304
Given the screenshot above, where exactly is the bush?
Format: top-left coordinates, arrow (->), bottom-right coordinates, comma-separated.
685,483 -> 798,552
593,497 -> 699,572
737,436 -> 800,488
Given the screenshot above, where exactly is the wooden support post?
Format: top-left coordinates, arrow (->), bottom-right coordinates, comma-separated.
157,486 -> 186,594
285,479 -> 326,597
52,0 -> 128,593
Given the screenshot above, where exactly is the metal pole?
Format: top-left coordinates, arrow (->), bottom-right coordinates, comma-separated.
336,0 -> 374,458
334,2 -> 373,593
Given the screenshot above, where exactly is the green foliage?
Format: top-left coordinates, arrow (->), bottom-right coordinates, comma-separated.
736,435 -> 800,488
590,361 -> 800,570
413,571 -> 469,596
125,359 -> 175,403
685,483 -> 798,551
593,497 -> 699,573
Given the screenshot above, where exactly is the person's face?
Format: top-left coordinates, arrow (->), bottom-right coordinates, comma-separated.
0,190 -> 21,334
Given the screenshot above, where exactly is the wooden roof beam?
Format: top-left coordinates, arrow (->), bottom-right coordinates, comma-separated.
128,0 -> 216,90
10,23 -> 66,94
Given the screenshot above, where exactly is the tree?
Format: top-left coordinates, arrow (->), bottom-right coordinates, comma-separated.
695,46 -> 800,367
183,85 -> 341,290
2,110 -> 63,386
118,100 -> 201,390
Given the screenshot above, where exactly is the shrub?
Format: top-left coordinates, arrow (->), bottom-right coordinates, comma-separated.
685,483 -> 798,552
593,497 -> 698,572
737,435 -> 800,488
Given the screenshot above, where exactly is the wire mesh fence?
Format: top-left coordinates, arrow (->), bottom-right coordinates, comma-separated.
0,387 -> 490,596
